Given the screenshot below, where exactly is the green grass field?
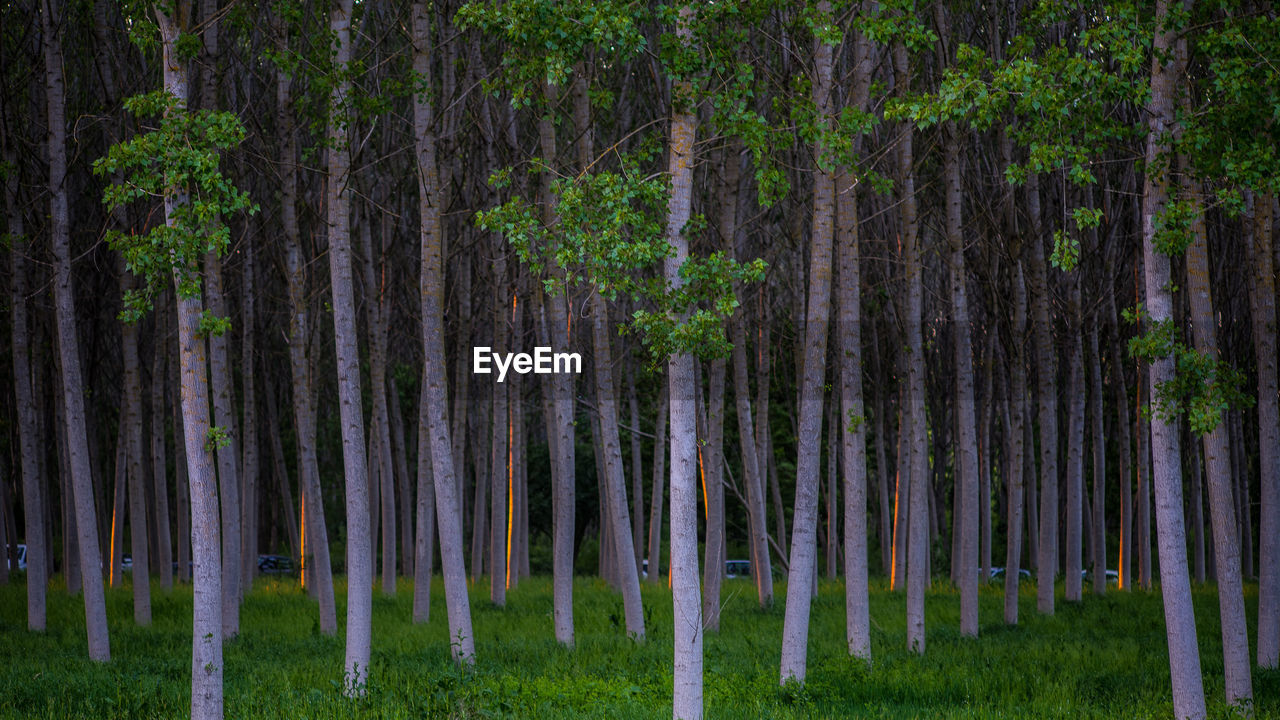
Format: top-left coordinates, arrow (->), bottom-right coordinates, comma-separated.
0,575 -> 1276,718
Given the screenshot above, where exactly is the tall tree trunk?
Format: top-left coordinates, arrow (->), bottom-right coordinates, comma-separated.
122,299 -> 152,624
172,340 -> 191,584
943,125 -> 979,636
890,36 -> 929,656
1184,181 -> 1252,706
1108,283 -> 1133,591
276,31 -> 336,634
1004,263 -> 1029,624
359,211 -> 397,596
836,163 -> 869,657
241,238 -> 260,596
1248,190 -> 1280,669
490,251 -> 509,606
666,8 -> 702,716
1064,280 -> 1085,604
151,309 -> 173,591
390,376 -> 414,581
591,293 -> 647,637
412,0 -> 474,663
648,382 -> 669,584
413,368 -> 437,623
44,0 -> 110,661
110,428 -> 126,589
1088,322 -> 1106,597
780,2 -> 837,680
627,365 -> 645,577
156,6 -> 220,715
1027,173 -> 1059,615
1142,7 -> 1205,715
328,0 -> 372,693
8,202 -> 47,629
702,357 -> 726,630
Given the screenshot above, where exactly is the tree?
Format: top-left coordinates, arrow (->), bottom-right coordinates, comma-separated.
780,0 -> 838,682
43,0 -> 110,663
326,0 -> 373,694
95,4 -> 256,714
412,0 -> 475,663
1137,2 -> 1204,715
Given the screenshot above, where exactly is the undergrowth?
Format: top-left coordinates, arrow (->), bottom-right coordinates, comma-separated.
0,575 -> 1275,718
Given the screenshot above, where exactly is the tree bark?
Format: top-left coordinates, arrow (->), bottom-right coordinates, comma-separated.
1184,181 -> 1252,706
1248,190 -> 1280,669
156,6 -> 221,715
666,8 -> 702,715
122,297 -> 152,624
1027,172 -> 1059,615
8,203 -> 47,629
413,0 -> 475,663
780,2 -> 837,680
943,125 -> 979,636
44,0 -> 110,661
151,308 -> 173,591
1142,6 -> 1206,714
241,237 -> 260,595
328,0 -> 372,693
1065,279 -> 1085,604
648,382 -> 669,584
276,26 -> 336,634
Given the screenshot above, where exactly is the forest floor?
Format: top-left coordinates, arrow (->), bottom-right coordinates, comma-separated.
0,573 -> 1276,718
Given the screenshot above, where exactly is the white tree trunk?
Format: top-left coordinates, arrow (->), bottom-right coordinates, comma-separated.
44,0 -> 110,662
328,0 -> 372,694
413,0 -> 474,664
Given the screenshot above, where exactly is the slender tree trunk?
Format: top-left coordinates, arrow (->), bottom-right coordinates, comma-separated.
871,329 -> 893,576
156,7 -> 220,715
1004,263 -> 1029,624
328,0 -> 372,693
1064,280 -> 1086,604
198,0 -> 241,630
413,368 -> 437,623
359,211 -> 397,597
591,294 -> 647,636
44,0 -> 109,661
1027,173 -> 1059,615
1248,190 -> 1280,669
277,34 -> 336,634
980,334 -> 995,585
151,310 -> 173,591
1088,322 -> 1106,597
1108,284 -> 1133,591
241,238 -> 259,596
648,383 -> 669,584
490,251 -> 509,606
780,4 -> 837,680
702,357 -> 726,630
413,0 -> 474,663
890,37 -> 929,656
836,162 -> 869,657
1184,182 -> 1252,706
390,376 -> 414,581
943,125 -> 979,636
110,430 -> 126,589
122,300 -> 152,624
1142,8 -> 1205,715
8,208 -> 47,629
628,366 -> 645,576
172,342 -> 191,584
666,9 -> 702,715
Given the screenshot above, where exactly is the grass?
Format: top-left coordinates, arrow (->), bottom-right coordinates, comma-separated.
0,573 -> 1276,718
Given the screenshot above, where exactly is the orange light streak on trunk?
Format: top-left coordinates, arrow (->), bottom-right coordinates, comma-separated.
299,488 -> 306,589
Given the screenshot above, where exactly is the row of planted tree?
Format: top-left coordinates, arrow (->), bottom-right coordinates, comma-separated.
1,1 -> 1278,719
